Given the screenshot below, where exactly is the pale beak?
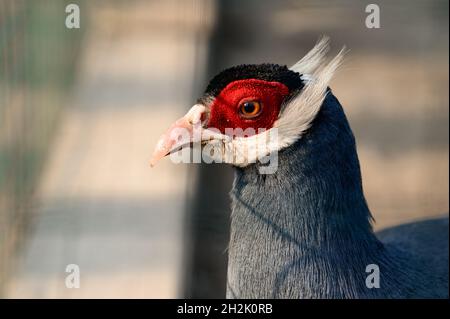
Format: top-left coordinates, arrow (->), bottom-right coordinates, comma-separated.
150,104 -> 208,167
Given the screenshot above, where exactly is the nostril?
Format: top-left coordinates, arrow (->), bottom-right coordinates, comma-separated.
185,104 -> 206,125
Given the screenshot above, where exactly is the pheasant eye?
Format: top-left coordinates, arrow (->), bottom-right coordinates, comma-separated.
239,100 -> 262,119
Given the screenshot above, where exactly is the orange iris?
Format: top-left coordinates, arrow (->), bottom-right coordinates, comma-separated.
239,100 -> 262,119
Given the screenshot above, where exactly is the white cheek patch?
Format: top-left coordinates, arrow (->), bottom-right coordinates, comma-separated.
202,128 -> 280,173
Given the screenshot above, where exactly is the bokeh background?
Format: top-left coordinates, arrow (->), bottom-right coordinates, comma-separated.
0,0 -> 448,298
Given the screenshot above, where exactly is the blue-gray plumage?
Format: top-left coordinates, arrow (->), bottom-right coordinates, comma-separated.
150,40 -> 449,298
226,92 -> 449,299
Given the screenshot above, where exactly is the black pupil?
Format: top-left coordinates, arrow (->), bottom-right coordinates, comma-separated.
243,102 -> 255,114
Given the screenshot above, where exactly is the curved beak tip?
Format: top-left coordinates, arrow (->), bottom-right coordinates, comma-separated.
149,144 -> 170,168
150,104 -> 208,168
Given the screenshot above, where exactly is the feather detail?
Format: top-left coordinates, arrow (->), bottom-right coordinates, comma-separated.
274,45 -> 346,150
289,36 -> 331,75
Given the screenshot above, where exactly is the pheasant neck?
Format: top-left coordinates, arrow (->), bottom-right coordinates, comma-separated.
226,94 -> 393,298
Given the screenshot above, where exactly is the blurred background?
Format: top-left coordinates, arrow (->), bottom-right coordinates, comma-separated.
0,0 -> 448,298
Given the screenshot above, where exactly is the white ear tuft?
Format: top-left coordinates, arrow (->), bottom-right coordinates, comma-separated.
289,36 -> 331,75
273,45 -> 346,150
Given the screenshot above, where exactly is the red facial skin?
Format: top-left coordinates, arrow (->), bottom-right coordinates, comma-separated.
206,79 -> 290,136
